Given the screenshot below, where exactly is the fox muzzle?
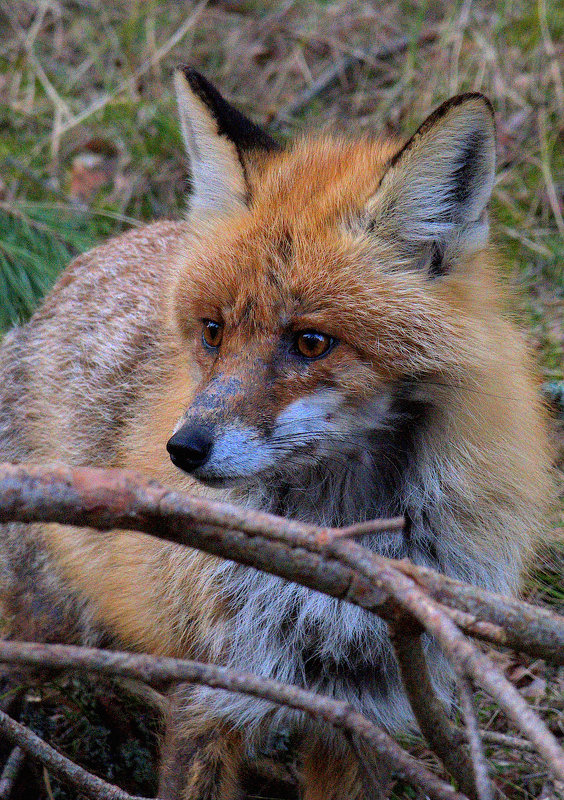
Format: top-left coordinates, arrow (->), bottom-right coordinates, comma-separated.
167,424 -> 214,473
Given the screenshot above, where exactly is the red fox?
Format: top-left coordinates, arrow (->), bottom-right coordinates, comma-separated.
0,67 -> 551,799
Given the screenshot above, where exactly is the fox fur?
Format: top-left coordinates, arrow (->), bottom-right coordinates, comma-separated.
0,67 -> 551,799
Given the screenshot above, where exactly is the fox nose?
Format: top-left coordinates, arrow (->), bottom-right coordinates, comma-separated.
166,425 -> 213,473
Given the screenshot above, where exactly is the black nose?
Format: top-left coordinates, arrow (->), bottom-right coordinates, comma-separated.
166,425 -> 213,473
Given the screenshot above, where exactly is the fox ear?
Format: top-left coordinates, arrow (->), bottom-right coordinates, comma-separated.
174,66 -> 281,216
367,93 -> 496,276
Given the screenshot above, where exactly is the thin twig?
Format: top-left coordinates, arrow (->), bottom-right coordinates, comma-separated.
394,559 -> 564,664
42,768 -> 55,800
325,516 -> 405,539
0,746 -> 25,800
456,677 -> 494,800
0,707 -> 147,800
389,627 -> 477,798
476,729 -> 536,752
0,641 -> 467,800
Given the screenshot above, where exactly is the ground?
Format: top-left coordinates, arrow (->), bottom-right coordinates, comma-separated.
0,1 -> 562,798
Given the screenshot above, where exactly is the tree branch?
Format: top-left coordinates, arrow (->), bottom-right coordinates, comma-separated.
0,463 -> 563,787
0,463 -> 561,663
0,707 -> 146,800
389,627 -> 477,798
0,640 -> 467,800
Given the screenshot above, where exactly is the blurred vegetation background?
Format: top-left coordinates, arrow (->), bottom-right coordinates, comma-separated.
0,1 -> 562,798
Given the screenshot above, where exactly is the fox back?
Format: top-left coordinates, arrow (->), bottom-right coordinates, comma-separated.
0,69 -> 551,796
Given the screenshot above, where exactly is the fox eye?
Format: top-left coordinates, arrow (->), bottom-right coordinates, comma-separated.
202,319 -> 223,350
294,330 -> 335,360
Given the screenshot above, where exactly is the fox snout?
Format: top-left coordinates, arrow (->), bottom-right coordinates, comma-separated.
167,425 -> 213,473
166,414 -> 271,485
166,370 -> 274,484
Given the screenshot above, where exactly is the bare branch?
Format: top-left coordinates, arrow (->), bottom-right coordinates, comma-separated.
456,678 -> 494,800
0,463 -> 562,664
0,747 -> 25,800
0,640 -> 467,800
0,463 -> 563,785
389,627 -> 477,798
0,707 -> 147,800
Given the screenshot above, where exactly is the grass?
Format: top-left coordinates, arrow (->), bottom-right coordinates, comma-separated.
0,1 -> 562,798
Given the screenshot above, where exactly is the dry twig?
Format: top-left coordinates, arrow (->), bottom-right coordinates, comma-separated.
0,707 -> 146,800
0,641 -> 466,800
0,462 -> 563,792
456,678 -> 494,800
0,746 -> 25,800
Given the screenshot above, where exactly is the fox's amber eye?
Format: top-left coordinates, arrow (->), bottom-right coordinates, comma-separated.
202,319 -> 223,350
295,330 -> 334,360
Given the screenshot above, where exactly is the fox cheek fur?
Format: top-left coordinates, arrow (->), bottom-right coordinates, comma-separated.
0,64 -> 551,799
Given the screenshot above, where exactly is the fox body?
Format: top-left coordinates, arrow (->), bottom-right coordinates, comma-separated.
0,69 -> 550,799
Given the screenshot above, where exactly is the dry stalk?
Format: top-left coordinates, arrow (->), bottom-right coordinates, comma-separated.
271,30 -> 438,126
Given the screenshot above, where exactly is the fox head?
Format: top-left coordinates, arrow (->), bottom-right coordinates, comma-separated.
165,67 -> 498,521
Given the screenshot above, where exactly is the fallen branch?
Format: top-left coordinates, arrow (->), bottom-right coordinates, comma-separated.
0,463 -> 561,663
389,627 -> 477,798
0,708 -> 146,800
0,641 -> 466,800
0,463 -> 563,789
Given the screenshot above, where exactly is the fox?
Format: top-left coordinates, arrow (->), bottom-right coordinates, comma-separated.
0,67 -> 551,799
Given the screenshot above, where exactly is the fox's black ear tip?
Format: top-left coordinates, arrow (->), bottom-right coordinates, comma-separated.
438,92 -> 495,120
174,64 -> 282,156
175,65 -> 207,89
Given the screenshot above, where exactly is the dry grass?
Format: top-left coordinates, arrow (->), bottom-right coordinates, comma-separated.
0,1 -> 562,798
0,1 -> 562,366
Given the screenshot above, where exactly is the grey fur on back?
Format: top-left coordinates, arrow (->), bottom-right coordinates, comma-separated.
0,221 -> 182,644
